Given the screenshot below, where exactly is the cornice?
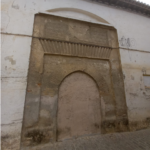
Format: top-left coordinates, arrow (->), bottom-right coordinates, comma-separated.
90,0 -> 150,18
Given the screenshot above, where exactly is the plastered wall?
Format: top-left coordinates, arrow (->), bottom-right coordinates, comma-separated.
1,0 -> 150,149
120,49 -> 150,130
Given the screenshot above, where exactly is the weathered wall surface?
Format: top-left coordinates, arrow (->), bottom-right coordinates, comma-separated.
1,0 -> 150,149
120,49 -> 150,130
1,35 -> 31,150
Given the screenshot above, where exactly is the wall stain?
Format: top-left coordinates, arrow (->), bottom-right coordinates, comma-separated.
11,0 -> 19,10
5,56 -> 16,65
119,36 -> 135,48
12,4 -> 19,9
130,93 -> 138,97
131,75 -> 134,80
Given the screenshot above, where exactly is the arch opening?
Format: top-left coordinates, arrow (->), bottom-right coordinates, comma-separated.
57,72 -> 101,141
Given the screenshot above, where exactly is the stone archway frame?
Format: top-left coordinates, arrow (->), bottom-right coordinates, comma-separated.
41,54 -> 111,138
21,13 -> 128,147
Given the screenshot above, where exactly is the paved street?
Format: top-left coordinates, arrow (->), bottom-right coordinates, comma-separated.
27,128 -> 150,150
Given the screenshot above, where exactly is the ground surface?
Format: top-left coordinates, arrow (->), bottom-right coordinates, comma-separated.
26,128 -> 150,150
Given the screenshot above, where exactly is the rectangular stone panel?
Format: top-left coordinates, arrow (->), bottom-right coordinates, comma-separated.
34,14 -> 110,47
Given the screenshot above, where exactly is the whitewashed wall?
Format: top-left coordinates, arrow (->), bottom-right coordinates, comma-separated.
1,0 -> 150,149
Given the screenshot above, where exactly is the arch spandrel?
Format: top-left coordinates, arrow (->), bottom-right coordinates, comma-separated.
43,59 -> 110,98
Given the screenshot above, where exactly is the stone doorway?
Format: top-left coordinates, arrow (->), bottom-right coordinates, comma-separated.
57,72 -> 101,141
21,14 -> 128,148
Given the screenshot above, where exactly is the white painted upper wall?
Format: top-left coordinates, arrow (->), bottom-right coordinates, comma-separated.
2,0 -> 150,52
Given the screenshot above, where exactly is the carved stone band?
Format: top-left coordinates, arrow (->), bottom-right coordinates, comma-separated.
39,39 -> 112,59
